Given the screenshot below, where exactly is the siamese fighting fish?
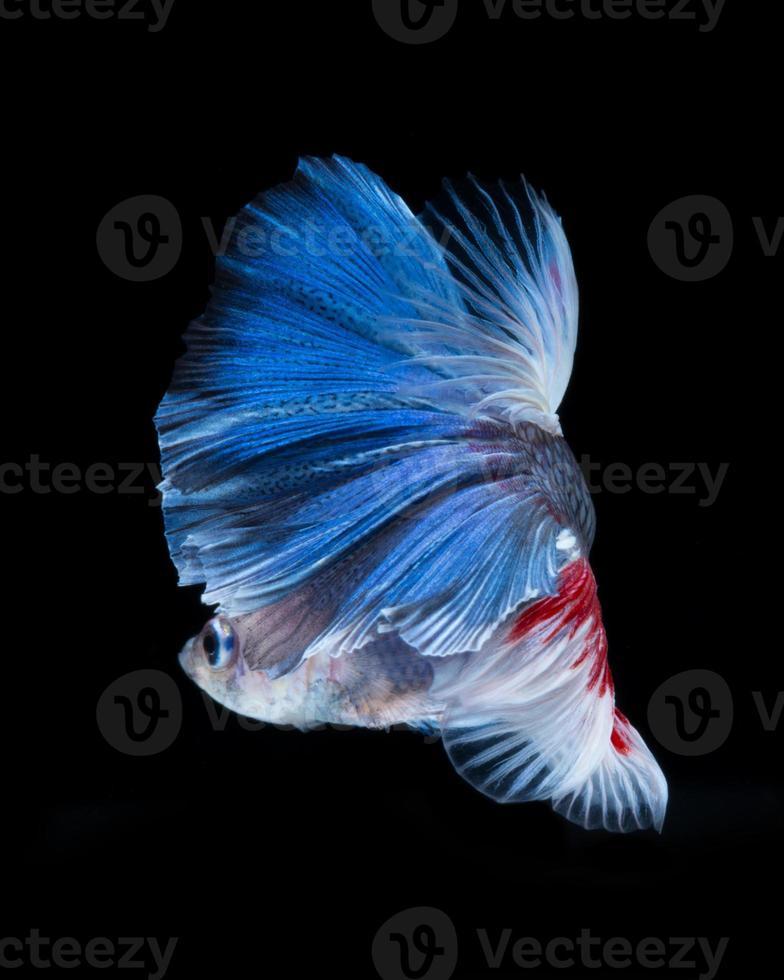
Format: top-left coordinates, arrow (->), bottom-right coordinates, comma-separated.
155,156 -> 667,832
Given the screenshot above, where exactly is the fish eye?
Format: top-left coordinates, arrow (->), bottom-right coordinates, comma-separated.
200,617 -> 236,670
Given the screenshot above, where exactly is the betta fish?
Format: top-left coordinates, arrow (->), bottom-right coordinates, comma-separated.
155,156 -> 667,832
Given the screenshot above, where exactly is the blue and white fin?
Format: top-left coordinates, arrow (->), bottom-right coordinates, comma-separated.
155,156 -> 586,662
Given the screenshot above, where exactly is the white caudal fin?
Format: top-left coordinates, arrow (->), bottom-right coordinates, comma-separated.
436,559 -> 667,833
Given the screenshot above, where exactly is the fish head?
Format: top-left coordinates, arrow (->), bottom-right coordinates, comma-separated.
179,614 -> 247,712
178,613 -> 312,724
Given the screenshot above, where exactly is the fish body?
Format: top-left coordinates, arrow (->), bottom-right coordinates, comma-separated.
158,157 -> 667,832
180,613 -> 441,730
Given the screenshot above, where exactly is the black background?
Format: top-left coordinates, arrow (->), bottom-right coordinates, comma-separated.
2,1 -> 779,978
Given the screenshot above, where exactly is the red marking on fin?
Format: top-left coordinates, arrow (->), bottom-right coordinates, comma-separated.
509,558 -> 614,698
611,709 -> 633,755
